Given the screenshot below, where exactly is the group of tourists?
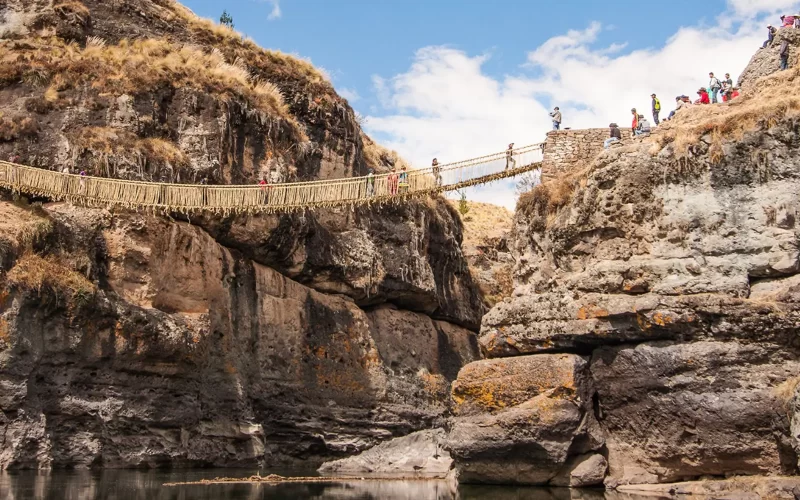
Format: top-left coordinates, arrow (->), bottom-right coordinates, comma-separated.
359,140 -> 528,198
363,165 -> 409,197
762,13 -> 796,71
603,71 -> 740,149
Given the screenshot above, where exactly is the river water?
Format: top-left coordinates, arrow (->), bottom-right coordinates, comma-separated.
0,469 -> 660,500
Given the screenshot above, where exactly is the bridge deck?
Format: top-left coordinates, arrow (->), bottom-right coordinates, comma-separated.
0,143 -> 543,214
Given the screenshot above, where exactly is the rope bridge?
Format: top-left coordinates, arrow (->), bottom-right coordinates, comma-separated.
0,143 -> 544,214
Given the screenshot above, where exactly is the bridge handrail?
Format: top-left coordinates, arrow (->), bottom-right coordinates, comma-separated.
0,142 -> 543,213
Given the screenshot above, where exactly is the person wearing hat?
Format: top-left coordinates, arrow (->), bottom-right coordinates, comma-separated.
695,88 -> 710,105
651,93 -> 661,125
604,123 -> 622,149
631,108 -> 639,137
549,107 -> 562,130
667,96 -> 687,121
762,25 -> 777,49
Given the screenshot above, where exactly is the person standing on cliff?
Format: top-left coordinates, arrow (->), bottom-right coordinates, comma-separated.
550,107 -> 562,130
505,143 -> 517,170
780,39 -> 790,70
651,94 -> 661,125
631,108 -> 639,137
722,73 -> 734,100
708,72 -> 721,104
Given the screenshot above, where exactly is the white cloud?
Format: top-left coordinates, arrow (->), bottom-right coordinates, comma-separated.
364,7 -> 784,210
266,0 -> 281,20
727,0 -> 798,16
339,87 -> 361,103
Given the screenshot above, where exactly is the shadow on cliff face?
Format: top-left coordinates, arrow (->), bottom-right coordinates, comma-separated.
188,197 -> 486,331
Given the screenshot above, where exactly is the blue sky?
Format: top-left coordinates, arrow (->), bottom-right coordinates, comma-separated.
183,0 -> 797,208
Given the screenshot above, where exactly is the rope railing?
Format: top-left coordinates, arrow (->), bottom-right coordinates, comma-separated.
0,142 -> 544,214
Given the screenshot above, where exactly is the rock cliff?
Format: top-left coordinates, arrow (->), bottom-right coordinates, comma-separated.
739,27 -> 800,89
447,58 -> 800,487
0,0 -> 484,469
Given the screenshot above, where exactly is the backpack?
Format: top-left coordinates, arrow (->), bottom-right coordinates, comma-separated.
653,98 -> 661,111
710,77 -> 720,89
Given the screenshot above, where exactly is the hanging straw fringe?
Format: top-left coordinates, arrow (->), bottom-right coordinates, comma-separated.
0,143 -> 544,214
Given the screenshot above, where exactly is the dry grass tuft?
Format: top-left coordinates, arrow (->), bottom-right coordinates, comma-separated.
16,218 -> 54,250
85,36 -> 106,48
361,134 -> 410,172
654,65 -> 800,158
7,253 -> 95,309
517,167 -> 588,223
0,113 -> 39,142
0,37 -> 300,136
53,1 -> 90,22
774,376 -> 800,406
71,127 -> 188,172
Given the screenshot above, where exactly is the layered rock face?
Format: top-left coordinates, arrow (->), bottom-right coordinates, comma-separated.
450,76 -> 800,486
0,200 -> 481,468
0,0 -> 485,470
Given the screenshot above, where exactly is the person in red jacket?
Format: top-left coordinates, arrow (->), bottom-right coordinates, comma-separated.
695,88 -> 710,104
631,108 -> 639,136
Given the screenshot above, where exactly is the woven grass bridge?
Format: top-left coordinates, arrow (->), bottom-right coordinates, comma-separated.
0,143 -> 543,214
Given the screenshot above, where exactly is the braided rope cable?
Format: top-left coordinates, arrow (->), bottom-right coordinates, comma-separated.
0,142 -> 543,214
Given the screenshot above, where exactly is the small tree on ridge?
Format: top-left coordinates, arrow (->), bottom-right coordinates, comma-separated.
220,10 -> 235,29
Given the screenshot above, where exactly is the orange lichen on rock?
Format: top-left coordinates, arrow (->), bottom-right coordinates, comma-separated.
577,305 -> 610,320
451,354 -> 585,416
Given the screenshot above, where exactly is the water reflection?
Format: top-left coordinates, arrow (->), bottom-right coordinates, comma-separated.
0,470 -> 661,500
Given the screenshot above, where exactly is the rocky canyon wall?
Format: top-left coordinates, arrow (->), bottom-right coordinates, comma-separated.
0,199 -> 482,469
448,66 -> 800,487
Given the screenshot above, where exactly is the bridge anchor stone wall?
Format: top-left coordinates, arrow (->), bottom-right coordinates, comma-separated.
542,128 -> 613,176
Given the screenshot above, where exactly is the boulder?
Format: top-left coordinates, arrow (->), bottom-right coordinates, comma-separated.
318,429 -> 452,478
550,453 -> 608,488
446,354 -> 603,485
591,340 -> 800,485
